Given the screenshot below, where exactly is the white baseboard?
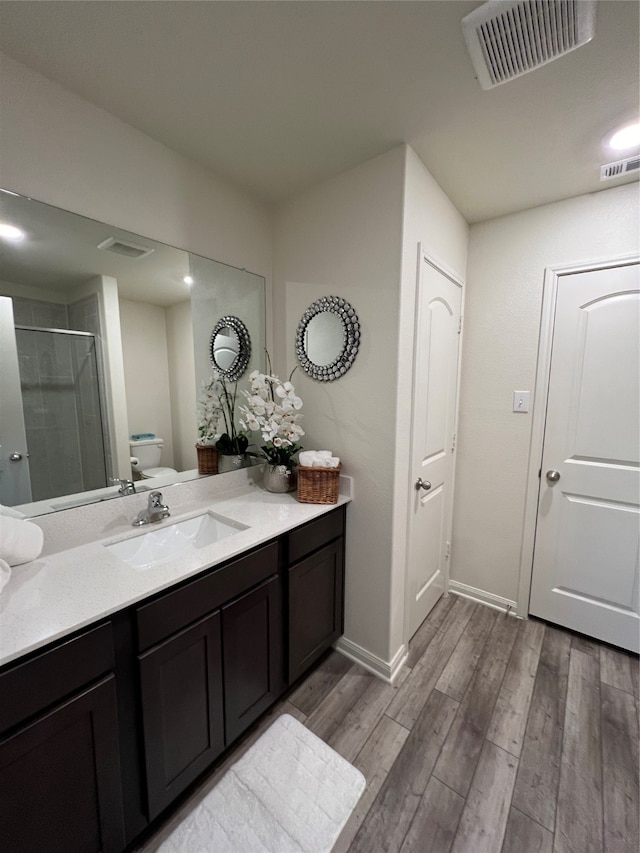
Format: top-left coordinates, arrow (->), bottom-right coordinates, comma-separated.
449,580 -> 520,616
334,636 -> 408,684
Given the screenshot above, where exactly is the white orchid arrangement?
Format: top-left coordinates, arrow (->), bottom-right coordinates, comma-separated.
196,379 -> 223,446
239,357 -> 304,468
196,376 -> 249,454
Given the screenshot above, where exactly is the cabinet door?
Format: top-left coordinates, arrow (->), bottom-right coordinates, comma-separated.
139,611 -> 224,819
0,675 -> 125,853
222,575 -> 284,744
289,539 -> 344,682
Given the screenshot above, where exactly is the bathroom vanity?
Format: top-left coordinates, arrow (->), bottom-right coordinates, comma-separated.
0,480 -> 348,852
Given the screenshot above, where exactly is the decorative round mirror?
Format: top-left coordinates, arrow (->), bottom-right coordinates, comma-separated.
295,296 -> 361,381
209,315 -> 251,380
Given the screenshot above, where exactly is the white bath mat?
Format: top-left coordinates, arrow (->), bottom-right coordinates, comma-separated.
157,713 -> 366,853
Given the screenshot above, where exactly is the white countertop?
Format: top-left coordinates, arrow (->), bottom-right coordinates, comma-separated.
0,473 -> 351,668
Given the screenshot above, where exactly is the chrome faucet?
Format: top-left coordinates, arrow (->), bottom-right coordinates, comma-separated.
132,491 -> 170,526
112,478 -> 137,496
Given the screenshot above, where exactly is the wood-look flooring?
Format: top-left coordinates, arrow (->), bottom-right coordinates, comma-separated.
138,595 -> 640,853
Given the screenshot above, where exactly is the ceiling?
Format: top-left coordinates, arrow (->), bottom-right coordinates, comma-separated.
0,190 -> 192,306
0,0 -> 638,223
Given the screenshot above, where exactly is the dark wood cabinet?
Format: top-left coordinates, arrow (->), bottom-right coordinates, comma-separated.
135,541 -> 283,815
0,675 -> 125,853
0,506 -> 346,851
222,574 -> 284,743
138,612 -> 225,819
288,537 -> 344,682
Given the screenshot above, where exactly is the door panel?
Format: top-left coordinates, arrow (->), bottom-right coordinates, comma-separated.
529,262 -> 639,652
0,675 -> 124,853
289,539 -> 344,682
0,296 -> 31,505
222,575 -> 283,744
407,254 -> 462,638
139,611 -> 224,818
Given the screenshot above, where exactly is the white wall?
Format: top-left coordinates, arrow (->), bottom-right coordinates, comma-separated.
0,54 -> 272,282
274,145 -> 468,673
391,147 -> 468,656
274,147 -> 405,665
119,299 -> 174,468
0,52 -> 272,484
166,300 -> 196,472
72,275 -> 130,479
190,257 -> 266,397
452,183 -> 640,607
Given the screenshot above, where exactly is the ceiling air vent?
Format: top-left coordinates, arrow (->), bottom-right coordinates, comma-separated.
600,156 -> 640,182
462,0 -> 597,90
97,237 -> 154,259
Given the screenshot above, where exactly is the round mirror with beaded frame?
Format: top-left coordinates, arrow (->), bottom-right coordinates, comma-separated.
295,296 -> 361,381
209,315 -> 251,381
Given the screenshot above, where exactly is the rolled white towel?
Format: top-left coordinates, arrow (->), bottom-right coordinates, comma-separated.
0,558 -> 10,594
300,450 -> 335,467
311,456 -> 340,468
298,451 -> 318,467
0,516 -> 44,566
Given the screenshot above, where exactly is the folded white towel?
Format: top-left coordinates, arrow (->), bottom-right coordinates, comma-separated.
327,457 -> 341,468
0,503 -> 26,519
0,516 -> 44,566
316,450 -> 332,459
0,558 -> 10,594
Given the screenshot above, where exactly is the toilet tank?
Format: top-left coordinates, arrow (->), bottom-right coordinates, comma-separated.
130,437 -> 164,469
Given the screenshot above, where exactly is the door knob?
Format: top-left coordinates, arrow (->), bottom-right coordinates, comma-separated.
9,452 -> 23,462
546,469 -> 561,483
415,477 -> 432,491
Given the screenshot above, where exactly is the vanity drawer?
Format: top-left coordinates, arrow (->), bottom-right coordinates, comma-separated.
136,541 -> 280,651
287,506 -> 345,564
0,622 -> 114,734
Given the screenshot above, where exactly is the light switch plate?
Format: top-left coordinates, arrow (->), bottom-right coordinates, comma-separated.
513,391 -> 530,413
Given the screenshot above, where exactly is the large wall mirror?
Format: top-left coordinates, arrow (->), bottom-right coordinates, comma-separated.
0,189 -> 265,516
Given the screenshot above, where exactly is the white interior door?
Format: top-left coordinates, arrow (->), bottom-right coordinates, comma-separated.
0,296 -> 32,506
406,251 -> 462,639
529,261 -> 640,652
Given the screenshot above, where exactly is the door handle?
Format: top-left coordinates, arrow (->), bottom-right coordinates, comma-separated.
9,452 -> 23,462
415,477 -> 432,491
546,469 -> 561,483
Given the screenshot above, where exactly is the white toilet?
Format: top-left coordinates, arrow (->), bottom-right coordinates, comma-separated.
129,437 -> 178,480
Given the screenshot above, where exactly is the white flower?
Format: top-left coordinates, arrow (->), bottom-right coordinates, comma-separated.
239,365 -> 305,456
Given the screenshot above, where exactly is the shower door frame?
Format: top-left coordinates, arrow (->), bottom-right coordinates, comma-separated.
14,324 -> 112,502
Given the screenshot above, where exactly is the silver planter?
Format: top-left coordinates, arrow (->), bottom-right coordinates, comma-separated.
263,464 -> 297,493
217,453 -> 250,474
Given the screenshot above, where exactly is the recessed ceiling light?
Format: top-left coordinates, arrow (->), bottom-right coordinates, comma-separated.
607,122 -> 640,152
184,275 -> 194,285
0,222 -> 25,242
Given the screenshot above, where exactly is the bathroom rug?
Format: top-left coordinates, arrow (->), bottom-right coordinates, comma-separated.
156,713 -> 366,852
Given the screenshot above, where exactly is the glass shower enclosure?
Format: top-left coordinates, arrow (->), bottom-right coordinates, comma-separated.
14,325 -> 109,502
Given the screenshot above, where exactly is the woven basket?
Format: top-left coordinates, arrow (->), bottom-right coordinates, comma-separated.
297,464 -> 341,504
196,444 -> 219,475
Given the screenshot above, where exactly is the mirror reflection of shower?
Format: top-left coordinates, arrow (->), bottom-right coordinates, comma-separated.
12,296 -> 111,502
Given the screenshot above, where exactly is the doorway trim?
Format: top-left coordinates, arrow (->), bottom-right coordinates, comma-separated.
401,243 -> 465,649
516,252 -> 640,618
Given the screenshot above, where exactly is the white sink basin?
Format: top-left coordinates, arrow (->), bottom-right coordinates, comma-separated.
105,512 -> 248,570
